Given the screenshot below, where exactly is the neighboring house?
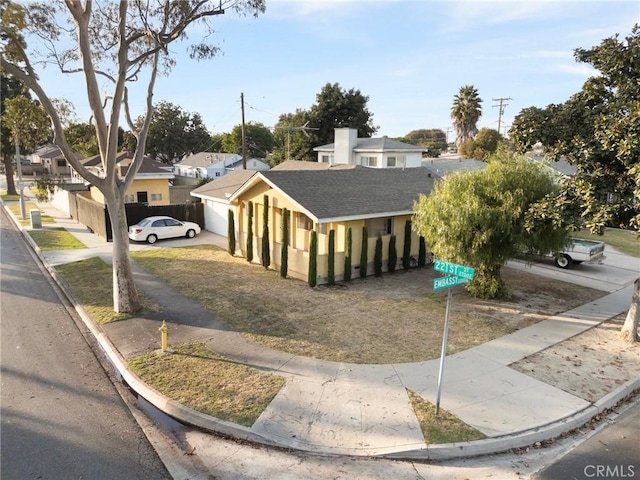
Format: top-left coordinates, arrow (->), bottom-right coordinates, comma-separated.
174,152 -> 270,182
228,166 -> 437,283
71,151 -> 174,206
528,155 -> 577,178
31,145 -> 80,176
190,169 -> 257,236
313,128 -> 426,168
422,156 -> 486,177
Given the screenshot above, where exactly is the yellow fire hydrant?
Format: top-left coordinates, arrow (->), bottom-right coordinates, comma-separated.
159,320 -> 168,353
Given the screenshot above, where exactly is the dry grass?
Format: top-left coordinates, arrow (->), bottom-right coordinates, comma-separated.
131,245 -> 605,364
128,340 -> 286,427
407,390 -> 487,444
55,257 -> 160,324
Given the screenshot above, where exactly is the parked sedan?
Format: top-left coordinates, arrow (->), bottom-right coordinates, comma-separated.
128,216 -> 201,244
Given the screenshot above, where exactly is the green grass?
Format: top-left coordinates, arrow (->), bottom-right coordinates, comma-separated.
407,390 -> 487,444
572,228 -> 638,257
28,227 -> 87,250
1,192 -> 20,202
6,201 -> 55,226
128,340 -> 286,427
54,257 -> 159,324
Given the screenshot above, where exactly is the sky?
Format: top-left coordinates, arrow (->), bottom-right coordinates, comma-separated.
31,1 -> 640,141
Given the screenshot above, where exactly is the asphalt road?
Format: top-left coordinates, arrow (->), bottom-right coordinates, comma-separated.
533,399 -> 640,480
0,206 -> 171,479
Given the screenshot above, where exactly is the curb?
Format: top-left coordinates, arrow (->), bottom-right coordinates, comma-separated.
5,200 -> 640,460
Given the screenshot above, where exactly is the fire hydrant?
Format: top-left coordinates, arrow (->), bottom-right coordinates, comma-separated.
159,320 -> 168,353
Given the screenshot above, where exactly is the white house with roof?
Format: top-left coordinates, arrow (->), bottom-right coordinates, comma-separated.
313,128 -> 426,168
174,152 -> 270,181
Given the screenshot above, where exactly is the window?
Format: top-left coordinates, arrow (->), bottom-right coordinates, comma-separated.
57,159 -> 66,167
215,172 -> 221,177
321,154 -> 334,164
366,217 -> 392,237
136,191 -> 148,203
318,223 -> 327,235
360,156 -> 378,167
387,156 -> 406,168
297,212 -> 313,230
150,193 -> 163,202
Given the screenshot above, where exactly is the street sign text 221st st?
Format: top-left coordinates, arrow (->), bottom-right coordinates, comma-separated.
433,259 -> 475,281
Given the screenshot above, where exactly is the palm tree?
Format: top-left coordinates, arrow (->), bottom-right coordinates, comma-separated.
451,85 -> 483,148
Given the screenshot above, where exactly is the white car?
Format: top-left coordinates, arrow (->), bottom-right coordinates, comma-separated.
128,216 -> 201,244
554,238 -> 606,268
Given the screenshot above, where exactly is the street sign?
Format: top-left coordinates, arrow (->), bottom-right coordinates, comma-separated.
433,259 -> 475,281
433,275 -> 468,291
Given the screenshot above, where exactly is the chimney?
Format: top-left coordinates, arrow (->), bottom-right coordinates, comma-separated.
334,128 -> 358,165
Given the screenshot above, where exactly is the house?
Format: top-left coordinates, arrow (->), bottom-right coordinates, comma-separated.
228,166 -> 437,283
422,156 -> 486,177
313,128 -> 426,168
174,152 -> 270,183
31,145 -> 81,176
71,151 -> 174,206
190,169 -> 257,235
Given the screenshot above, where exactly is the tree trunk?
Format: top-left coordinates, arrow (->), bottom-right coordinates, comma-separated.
3,154 -> 17,196
104,192 -> 140,313
621,278 -> 639,343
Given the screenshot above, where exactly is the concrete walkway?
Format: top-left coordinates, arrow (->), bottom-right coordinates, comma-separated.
5,191 -> 639,459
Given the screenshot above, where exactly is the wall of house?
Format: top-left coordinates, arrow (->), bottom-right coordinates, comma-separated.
234,178 -> 426,283
352,152 -> 423,169
90,178 -> 170,206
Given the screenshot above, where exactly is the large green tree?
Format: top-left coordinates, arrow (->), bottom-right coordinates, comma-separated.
1,0 -> 265,313
413,150 -> 568,299
459,127 -> 504,161
132,101 -> 212,163
2,95 -> 52,209
403,129 -> 447,157
451,85 -> 482,148
222,121 -> 274,160
510,24 -> 640,341
64,122 -> 125,157
1,73 -> 29,195
271,83 -> 378,164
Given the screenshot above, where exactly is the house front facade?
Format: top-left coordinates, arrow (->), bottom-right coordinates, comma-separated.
313,128 -> 426,169
71,151 -> 174,206
228,166 -> 436,283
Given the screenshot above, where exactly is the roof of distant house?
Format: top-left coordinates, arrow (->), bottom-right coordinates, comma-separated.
190,169 -> 256,201
232,167 -> 437,222
422,156 -> 486,177
314,137 -> 426,153
79,151 -> 172,175
272,160 -> 356,171
176,152 -> 241,167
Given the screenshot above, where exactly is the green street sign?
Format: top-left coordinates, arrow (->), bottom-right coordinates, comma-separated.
433,275 -> 469,291
433,259 -> 475,281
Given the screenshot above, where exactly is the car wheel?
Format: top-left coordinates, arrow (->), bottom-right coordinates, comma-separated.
555,254 -> 572,269
186,229 -> 196,238
147,234 -> 158,244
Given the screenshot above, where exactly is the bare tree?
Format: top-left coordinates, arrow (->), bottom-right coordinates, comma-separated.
1,0 -> 265,312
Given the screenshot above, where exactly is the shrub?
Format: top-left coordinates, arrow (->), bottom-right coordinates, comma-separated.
328,229 -> 335,285
308,230 -> 317,287
261,195 -> 270,269
246,201 -> 254,263
388,234 -> 397,273
227,210 -> 236,255
359,226 -> 368,278
344,227 -> 352,282
374,233 -> 383,276
418,236 -> 427,267
402,220 -> 412,270
280,208 -> 289,278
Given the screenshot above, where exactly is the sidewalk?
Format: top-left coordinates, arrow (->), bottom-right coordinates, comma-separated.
5,192 -> 639,460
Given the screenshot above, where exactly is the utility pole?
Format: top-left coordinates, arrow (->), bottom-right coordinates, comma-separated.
492,97 -> 512,134
240,92 -> 247,169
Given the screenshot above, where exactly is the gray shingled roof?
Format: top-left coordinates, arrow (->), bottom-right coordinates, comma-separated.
260,167 -> 436,222
191,169 -> 256,200
314,137 -> 425,152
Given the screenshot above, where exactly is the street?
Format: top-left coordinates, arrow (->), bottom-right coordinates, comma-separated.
0,206 -> 171,479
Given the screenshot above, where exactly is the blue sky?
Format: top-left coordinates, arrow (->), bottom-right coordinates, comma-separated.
38,1 -> 639,140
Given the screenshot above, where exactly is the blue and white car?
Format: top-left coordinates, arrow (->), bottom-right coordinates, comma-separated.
128,216 -> 201,244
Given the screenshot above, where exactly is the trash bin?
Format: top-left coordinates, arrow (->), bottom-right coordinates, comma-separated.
30,209 -> 42,229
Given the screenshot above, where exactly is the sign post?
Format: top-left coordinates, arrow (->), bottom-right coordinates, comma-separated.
432,259 -> 475,415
